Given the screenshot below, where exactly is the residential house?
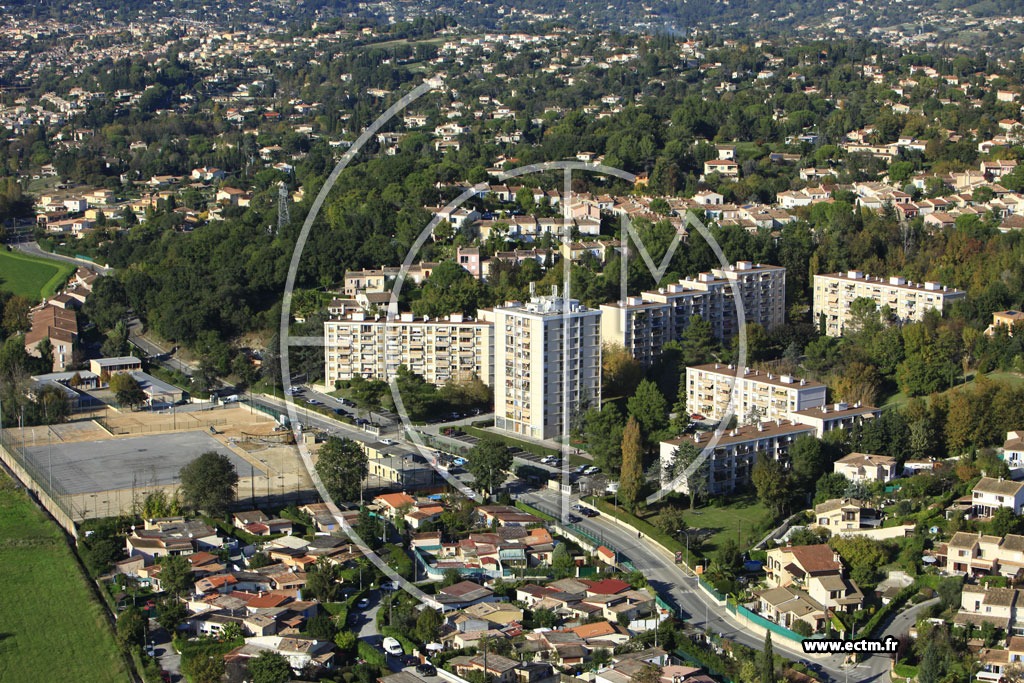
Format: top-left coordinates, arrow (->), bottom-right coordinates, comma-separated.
832,453 -> 898,483
972,478 -> 1024,517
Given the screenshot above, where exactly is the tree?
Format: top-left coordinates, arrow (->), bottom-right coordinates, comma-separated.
633,663 -> 663,683
627,379 -> 668,443
619,417 -> 644,513
716,538 -> 743,575
653,506 -> 688,538
466,439 -> 512,496
157,597 -> 188,633
603,344 -> 643,398
160,554 -> 193,597
582,403 -> 625,474
918,638 -> 947,683
552,542 -> 574,579
109,372 -> 146,410
116,606 -> 147,650
305,556 -> 340,603
680,315 -> 718,366
665,441 -> 708,510
335,630 -> 357,653
760,631 -> 775,683
179,451 -> 238,515
182,654 -> 225,683
789,436 -> 826,497
248,651 -> 292,683
989,506 -> 1021,537
534,608 -> 558,628
307,612 -> 336,641
315,437 -> 368,503
751,452 -> 788,519
416,607 -> 444,643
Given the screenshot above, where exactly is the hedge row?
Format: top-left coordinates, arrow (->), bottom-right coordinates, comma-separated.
357,641 -> 387,668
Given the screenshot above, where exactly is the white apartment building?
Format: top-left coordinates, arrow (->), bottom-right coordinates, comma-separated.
323,311 -> 494,388
813,270 -> 966,336
659,420 -> 816,495
686,363 -> 826,425
600,262 -> 785,366
492,290 -> 601,440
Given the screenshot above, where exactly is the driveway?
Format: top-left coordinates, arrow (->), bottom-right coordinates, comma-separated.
148,619 -> 181,682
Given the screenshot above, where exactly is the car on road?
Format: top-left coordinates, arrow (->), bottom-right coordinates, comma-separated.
416,663 -> 437,677
585,466 -> 599,475
383,637 -> 403,656
357,597 -> 370,609
582,508 -> 599,517
339,398 -> 355,407
380,438 -> 396,446
567,514 -> 581,523
308,399 -> 322,405
160,672 -> 171,683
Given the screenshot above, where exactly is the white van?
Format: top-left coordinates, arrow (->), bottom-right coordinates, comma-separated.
383,637 -> 403,656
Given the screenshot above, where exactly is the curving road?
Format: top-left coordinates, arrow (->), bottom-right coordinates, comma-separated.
520,487 -> 893,683
12,239 -> 110,274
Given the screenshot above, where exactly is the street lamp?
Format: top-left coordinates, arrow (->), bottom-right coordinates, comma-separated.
676,529 -> 690,570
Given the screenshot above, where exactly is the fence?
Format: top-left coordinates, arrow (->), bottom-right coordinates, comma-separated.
697,576 -> 809,644
0,429 -> 78,534
95,412 -> 230,436
408,429 -> 473,456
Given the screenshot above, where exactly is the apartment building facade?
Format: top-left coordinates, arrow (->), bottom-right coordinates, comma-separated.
492,292 -> 601,440
813,270 -> 966,336
323,311 -> 494,388
600,261 -> 785,366
659,420 -> 815,495
685,363 -> 826,425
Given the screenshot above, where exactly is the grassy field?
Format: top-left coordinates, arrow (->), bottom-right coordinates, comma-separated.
0,249 -> 76,301
0,474 -> 130,683
882,370 -> 1024,408
675,494 -> 769,555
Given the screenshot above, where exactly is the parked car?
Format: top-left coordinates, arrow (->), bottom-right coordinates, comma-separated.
416,663 -> 437,676
383,637 -> 403,656
357,597 -> 370,609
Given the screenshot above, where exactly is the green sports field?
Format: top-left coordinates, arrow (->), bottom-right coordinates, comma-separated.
0,475 -> 130,682
0,249 -> 76,301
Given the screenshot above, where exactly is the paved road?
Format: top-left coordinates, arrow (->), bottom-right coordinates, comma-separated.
880,596 -> 939,640
148,619 -> 182,682
12,239 -> 110,274
520,488 -> 888,683
127,320 -> 199,377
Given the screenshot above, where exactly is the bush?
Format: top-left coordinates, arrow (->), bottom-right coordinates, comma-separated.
357,641 -> 386,668
791,620 -> 814,637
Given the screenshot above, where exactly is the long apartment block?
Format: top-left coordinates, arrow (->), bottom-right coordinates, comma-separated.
324,311 -> 494,387
660,420 -> 816,495
491,290 -> 602,440
686,363 -> 826,425
813,270 -> 966,336
601,261 -> 785,366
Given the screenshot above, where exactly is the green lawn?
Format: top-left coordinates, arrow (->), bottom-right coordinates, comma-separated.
0,475 -> 129,682
0,249 -> 76,301
676,494 -> 769,555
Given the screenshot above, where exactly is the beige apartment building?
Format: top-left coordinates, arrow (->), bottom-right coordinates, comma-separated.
601,261 -> 785,365
685,363 -> 826,425
813,270 -> 966,336
323,311 -> 494,387
492,291 -> 601,440
659,420 -> 815,495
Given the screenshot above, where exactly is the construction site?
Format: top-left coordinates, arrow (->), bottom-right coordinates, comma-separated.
0,405 -> 317,526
